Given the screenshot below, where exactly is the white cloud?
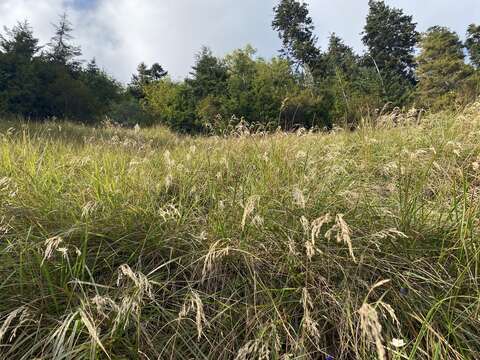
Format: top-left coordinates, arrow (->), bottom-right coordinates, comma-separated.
1,0 -> 281,82
1,0 -> 479,83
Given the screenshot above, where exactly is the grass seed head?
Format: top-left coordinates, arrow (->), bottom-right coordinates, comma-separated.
0,307 -> 27,343
359,303 -> 386,360
117,264 -> 153,300
42,236 -> 63,265
241,195 -> 260,230
202,240 -> 229,282
390,338 -> 406,348
326,214 -> 356,263
178,291 -> 207,340
293,187 -> 306,209
301,288 -> 321,341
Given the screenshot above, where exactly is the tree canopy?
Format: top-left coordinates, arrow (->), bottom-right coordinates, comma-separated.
417,26 -> 474,110
466,24 -> 480,69
272,0 -> 323,77
1,2 -> 480,133
362,0 -> 419,105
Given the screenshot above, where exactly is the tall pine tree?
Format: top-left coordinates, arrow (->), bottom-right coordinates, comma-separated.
46,13 -> 81,70
0,21 -> 40,116
466,24 -> 480,69
362,0 -> 419,105
417,26 -> 473,110
129,62 -> 168,99
272,0 -> 323,78
186,47 -> 229,100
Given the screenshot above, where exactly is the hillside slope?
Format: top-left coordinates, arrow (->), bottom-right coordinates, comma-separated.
1,106 -> 480,359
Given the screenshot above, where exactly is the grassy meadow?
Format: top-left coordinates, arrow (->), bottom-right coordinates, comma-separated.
1,105 -> 480,359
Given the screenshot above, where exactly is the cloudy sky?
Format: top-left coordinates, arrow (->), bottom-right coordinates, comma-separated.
1,0 -> 479,83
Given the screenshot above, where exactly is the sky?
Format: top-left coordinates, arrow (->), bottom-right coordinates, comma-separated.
0,0 -> 479,83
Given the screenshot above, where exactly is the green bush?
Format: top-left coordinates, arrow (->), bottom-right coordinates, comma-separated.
107,97 -> 155,127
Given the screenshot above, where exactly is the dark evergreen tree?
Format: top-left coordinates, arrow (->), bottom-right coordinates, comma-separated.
324,34 -> 383,124
324,34 -> 358,122
186,47 -> 228,100
417,26 -> 473,110
0,21 -> 40,58
325,34 -> 358,77
129,62 -> 168,99
46,13 -> 81,70
148,63 -> 168,80
466,24 -> 480,69
37,15 -> 97,120
362,0 -> 419,105
0,17 -> 123,121
272,0 -> 323,77
0,21 -> 40,116
81,59 -> 122,116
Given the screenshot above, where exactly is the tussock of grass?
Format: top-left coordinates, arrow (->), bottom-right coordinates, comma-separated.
1,104 -> 480,359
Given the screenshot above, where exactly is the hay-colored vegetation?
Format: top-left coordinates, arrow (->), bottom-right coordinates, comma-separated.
1,104 -> 480,359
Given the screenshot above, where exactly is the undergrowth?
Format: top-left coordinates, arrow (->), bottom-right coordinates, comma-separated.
1,104 -> 480,359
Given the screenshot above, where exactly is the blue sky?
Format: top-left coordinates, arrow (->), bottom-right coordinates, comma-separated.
1,0 -> 479,83
70,0 -> 97,9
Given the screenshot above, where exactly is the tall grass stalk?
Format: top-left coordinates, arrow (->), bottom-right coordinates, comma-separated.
1,105 -> 480,359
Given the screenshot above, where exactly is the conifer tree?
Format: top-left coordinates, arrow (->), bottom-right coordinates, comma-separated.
326,34 -> 358,77
417,26 -> 473,109
129,62 -> 168,99
466,24 -> 480,69
362,0 -> 419,104
0,21 -> 40,59
0,21 -> 40,116
272,0 -> 323,77
186,47 -> 228,100
46,13 -> 81,69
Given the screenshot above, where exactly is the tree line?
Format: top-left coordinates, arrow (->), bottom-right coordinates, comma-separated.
0,15 -> 123,123
1,0 -> 480,133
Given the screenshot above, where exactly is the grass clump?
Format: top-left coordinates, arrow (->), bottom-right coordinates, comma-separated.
1,104 -> 480,359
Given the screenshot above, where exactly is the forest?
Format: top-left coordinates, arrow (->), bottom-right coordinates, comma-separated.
1,0 -> 479,132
